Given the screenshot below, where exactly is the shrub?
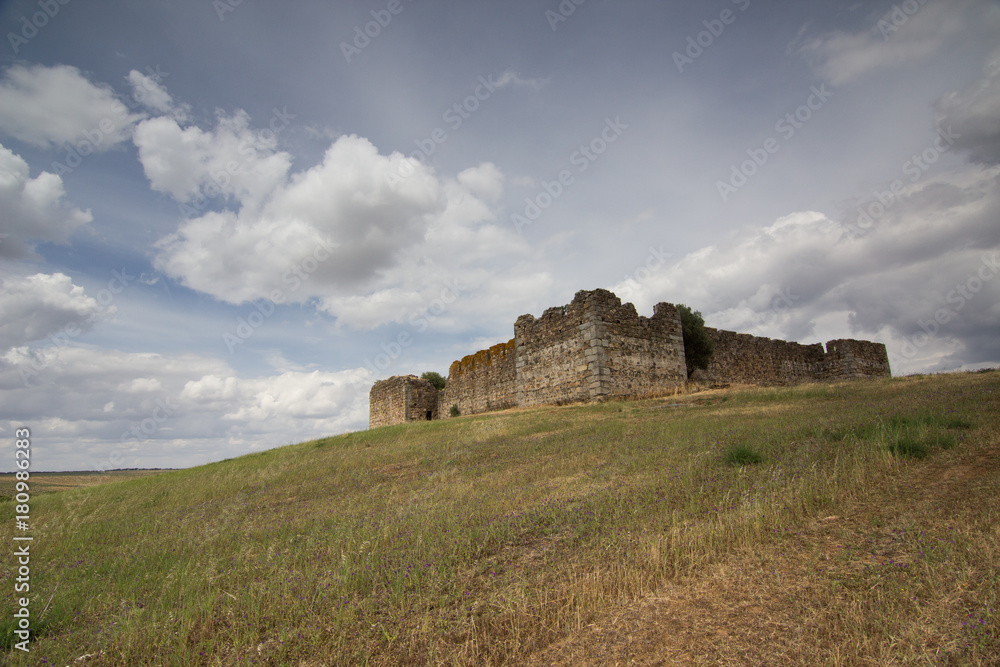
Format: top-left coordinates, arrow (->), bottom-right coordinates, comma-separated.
677,304 -> 714,377
725,445 -> 763,466
421,371 -> 446,390
449,404 -> 461,418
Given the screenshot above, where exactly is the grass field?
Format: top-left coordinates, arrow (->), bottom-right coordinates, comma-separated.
2,371 -> 998,665
0,470 -> 171,499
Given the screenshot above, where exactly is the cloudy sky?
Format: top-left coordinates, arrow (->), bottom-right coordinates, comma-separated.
1,0 -> 998,471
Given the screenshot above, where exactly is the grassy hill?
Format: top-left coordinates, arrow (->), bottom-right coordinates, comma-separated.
3,371 -> 999,665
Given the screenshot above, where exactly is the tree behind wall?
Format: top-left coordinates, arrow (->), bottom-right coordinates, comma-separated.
677,304 -> 714,378
421,371 -> 446,390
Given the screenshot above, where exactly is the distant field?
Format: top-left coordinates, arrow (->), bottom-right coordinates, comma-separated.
1,371 -> 998,665
0,470 -> 170,499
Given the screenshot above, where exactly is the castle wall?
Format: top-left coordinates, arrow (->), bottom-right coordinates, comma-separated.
438,339 -> 516,418
368,290 -> 892,428
514,291 -> 599,408
703,328 -> 827,385
369,376 -> 439,428
823,339 -> 892,380
702,329 -> 891,385
592,292 -> 687,398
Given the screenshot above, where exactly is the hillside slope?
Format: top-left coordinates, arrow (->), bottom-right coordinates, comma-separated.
3,372 -> 999,665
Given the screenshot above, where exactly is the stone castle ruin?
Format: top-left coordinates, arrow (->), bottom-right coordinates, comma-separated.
369,289 -> 891,428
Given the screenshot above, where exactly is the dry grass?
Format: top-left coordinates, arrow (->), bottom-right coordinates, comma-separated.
1,371 -> 998,665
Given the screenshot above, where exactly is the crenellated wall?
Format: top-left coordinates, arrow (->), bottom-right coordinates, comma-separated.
514,292 -> 600,408
438,339 -> 517,418
702,328 -> 891,385
368,289 -> 892,428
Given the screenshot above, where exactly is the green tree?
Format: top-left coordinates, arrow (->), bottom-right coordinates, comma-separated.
421,371 -> 446,390
677,304 -> 714,378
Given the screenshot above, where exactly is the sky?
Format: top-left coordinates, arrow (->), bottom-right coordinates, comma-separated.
1,0 -> 998,472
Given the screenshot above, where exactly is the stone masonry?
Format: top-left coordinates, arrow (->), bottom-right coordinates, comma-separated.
368,289 -> 891,428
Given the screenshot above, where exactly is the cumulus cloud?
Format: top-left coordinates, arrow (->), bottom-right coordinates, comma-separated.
611,167 -> 1000,375
799,0 -> 989,86
0,143 -> 92,259
0,273 -> 106,352
149,126 -> 538,329
133,111 -> 292,207
0,64 -> 141,150
127,68 -> 190,121
0,273 -> 110,351
0,346 -> 371,470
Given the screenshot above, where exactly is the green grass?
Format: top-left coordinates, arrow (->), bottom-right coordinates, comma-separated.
724,444 -> 764,466
1,371 -> 998,665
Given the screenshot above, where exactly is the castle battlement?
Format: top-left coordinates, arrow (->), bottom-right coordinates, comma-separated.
368,289 -> 891,428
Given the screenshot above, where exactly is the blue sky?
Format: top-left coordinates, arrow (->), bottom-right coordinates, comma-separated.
1,0 -> 998,471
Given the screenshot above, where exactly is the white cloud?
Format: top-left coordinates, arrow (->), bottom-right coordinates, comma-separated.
0,144 -> 93,259
493,69 -> 548,91
133,111 -> 292,205
611,167 -> 1000,375
127,69 -> 190,121
799,0 -> 988,86
0,346 -> 371,470
0,64 -> 141,150
0,273 -> 106,351
150,128 -> 539,330
457,162 -> 504,203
